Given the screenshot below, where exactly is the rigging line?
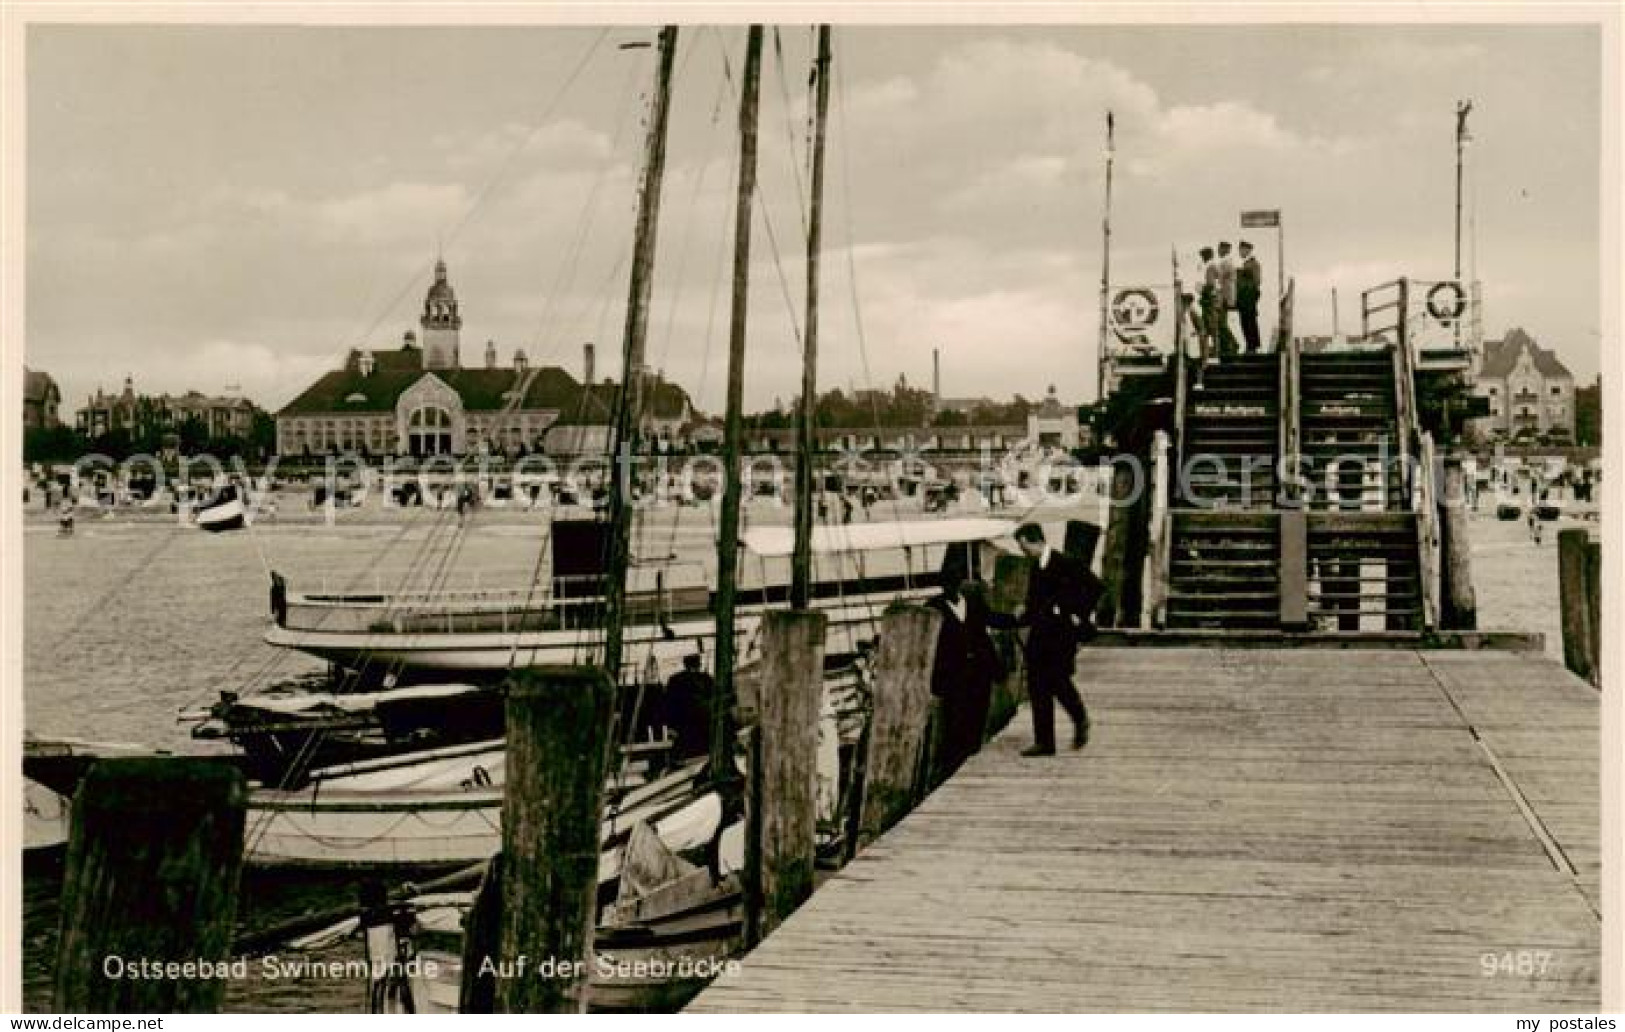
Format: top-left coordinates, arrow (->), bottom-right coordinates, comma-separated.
342,28 -> 613,368
649,60 -> 736,571
831,48 -> 905,528
658,147 -> 738,574
46,524 -> 186,655
522,53 -> 646,363
712,33 -> 804,352
652,52 -> 734,380
771,27 -> 811,243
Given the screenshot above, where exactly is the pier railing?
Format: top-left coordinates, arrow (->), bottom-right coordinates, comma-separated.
1390,319 -> 1441,631
1144,429 -> 1172,628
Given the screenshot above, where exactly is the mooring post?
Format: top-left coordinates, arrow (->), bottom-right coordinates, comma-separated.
1099,458 -> 1139,626
855,604 -> 942,850
493,666 -> 617,1013
54,758 -> 246,1013
1439,454 -> 1478,630
457,854 -> 503,1014
1583,538 -> 1601,686
745,609 -> 826,947
1064,519 -> 1102,570
985,553 -> 1031,736
1558,529 -> 1599,687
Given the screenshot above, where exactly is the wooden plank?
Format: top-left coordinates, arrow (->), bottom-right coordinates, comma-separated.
691,647 -> 1600,1012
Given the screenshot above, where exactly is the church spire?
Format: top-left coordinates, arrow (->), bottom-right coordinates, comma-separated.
420,255 -> 462,369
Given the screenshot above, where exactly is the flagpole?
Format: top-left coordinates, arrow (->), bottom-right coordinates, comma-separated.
1276,214 -> 1284,302
1097,110 -> 1114,401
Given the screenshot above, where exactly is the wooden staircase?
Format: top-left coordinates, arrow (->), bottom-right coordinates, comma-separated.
1297,351 -> 1424,631
1167,354 -> 1280,629
1159,345 -> 1432,634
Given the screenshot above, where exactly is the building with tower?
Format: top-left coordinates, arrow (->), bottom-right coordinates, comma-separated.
275,259 -> 696,458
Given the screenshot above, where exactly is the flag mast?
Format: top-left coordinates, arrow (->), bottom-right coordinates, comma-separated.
1097,111 -> 1115,401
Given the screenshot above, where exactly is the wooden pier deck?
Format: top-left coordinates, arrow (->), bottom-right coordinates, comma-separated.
690,646 -> 1601,1012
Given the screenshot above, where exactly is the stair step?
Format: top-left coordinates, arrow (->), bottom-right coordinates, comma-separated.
1174,510 -> 1278,529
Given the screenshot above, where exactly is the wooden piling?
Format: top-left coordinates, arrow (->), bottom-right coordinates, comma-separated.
54,758 -> 246,1013
1583,539 -> 1601,685
1099,459 -> 1141,627
1558,529 -> 1600,687
745,609 -> 827,946
457,855 -> 503,1014
1439,456 -> 1478,630
984,553 -> 1030,735
1064,519 -> 1102,569
494,666 -> 617,1013
1279,509 -> 1309,630
855,604 -> 942,850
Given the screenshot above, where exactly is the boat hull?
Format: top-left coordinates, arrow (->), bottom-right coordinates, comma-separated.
266,595 -> 924,676
198,498 -> 247,532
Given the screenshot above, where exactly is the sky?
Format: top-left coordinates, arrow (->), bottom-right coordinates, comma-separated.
23,20 -> 1605,417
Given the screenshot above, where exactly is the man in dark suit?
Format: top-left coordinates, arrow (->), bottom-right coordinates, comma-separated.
927,550 -> 1002,779
663,652 -> 720,762
1236,240 -> 1263,354
992,523 -> 1100,757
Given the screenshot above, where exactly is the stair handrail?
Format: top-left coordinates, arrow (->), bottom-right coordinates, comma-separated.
1414,431 -> 1442,631
1144,428 -> 1172,628
1389,290 -> 1440,630
1277,294 -> 1301,508
1172,277 -> 1189,464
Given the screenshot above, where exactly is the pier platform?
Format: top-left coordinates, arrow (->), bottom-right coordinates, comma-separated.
690,646 -> 1600,1012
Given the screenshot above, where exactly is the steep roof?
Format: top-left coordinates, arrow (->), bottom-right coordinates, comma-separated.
22,367 -> 59,404
1480,329 -> 1573,381
277,344 -> 616,418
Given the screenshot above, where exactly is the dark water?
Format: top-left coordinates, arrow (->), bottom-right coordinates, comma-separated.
23,849 -> 377,1013
19,494 -> 1576,1011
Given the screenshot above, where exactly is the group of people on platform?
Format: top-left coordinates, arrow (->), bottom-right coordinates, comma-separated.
1185,239 -> 1265,373
654,521 -> 1102,780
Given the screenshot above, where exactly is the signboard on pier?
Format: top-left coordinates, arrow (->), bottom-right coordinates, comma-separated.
1102,283 -> 1183,394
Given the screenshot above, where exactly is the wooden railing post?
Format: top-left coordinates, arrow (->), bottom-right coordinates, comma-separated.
745,609 -> 827,946
855,604 -> 942,851
1439,454 -> 1478,630
1559,529 -> 1600,687
1099,457 -> 1142,627
491,666 -> 617,1014
985,553 -> 1031,737
54,759 -> 246,1013
1064,519 -> 1102,569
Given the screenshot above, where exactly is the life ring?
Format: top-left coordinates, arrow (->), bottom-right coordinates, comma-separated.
1426,281 -> 1466,322
1110,287 -> 1161,346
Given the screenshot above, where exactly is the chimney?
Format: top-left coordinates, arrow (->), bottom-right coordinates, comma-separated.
933,348 -> 941,400
583,342 -> 596,387
358,351 -> 375,377
485,340 -> 498,369
514,348 -> 529,374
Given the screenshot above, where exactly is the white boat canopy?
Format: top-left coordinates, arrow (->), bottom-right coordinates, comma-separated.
741,518 -> 1017,558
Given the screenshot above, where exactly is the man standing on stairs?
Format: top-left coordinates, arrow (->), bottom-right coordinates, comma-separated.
991,523 -> 1099,757
1198,246 -> 1221,372
1216,241 -> 1240,358
1236,240 -> 1263,354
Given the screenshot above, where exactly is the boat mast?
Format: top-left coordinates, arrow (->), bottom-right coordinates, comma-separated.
712,26 -> 765,776
1097,110 -> 1114,402
790,25 -> 832,612
603,26 -> 678,684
